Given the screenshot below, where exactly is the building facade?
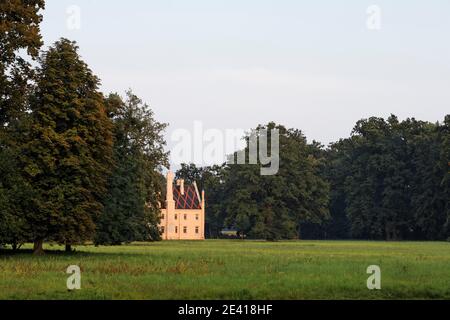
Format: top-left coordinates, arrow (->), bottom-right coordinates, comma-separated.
160,171 -> 205,240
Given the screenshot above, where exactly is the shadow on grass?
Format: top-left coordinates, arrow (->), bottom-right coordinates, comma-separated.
0,248 -> 146,259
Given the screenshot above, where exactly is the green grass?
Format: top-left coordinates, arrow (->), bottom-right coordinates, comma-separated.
1,240 -> 450,300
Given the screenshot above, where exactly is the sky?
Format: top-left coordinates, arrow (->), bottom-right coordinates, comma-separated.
40,0 -> 450,166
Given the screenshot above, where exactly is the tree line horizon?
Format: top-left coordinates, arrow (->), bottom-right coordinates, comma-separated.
1,2 -> 449,255
178,113 -> 449,242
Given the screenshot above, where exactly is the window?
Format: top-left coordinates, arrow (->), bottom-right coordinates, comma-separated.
175,214 -> 178,220
183,226 -> 187,234
195,214 -> 199,221
161,226 -> 165,234
195,227 -> 199,234
184,214 -> 187,220
175,226 -> 178,234
161,214 -> 165,220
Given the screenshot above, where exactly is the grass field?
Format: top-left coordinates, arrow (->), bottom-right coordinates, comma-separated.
1,240 -> 449,300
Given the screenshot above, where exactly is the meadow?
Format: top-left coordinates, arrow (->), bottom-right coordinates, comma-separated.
0,240 -> 449,300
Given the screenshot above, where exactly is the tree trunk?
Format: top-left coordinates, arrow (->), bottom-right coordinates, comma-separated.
33,239 -> 45,256
65,244 -> 72,253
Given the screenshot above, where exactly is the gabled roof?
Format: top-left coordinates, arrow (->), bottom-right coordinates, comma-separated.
173,185 -> 202,210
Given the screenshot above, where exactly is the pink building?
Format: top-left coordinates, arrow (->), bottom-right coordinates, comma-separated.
159,171 -> 205,240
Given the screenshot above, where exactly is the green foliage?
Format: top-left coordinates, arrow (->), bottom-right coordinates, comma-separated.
0,0 -> 45,247
178,123 -> 330,240
440,116 -> 450,236
22,39 -> 113,248
223,123 -> 330,240
0,0 -> 45,124
95,92 -> 169,245
326,115 -> 450,240
0,147 -> 32,248
1,0 -> 449,249
176,163 -> 227,238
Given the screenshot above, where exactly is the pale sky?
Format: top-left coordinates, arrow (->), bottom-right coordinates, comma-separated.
40,0 -> 450,165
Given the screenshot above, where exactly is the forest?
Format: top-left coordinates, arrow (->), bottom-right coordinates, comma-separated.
1,1 -> 449,256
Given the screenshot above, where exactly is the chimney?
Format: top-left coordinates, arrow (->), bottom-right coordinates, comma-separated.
201,190 -> 205,209
177,179 -> 185,195
165,171 -> 176,216
166,171 -> 174,201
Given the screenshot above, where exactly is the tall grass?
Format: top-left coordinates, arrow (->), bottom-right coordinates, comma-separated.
1,240 -> 449,300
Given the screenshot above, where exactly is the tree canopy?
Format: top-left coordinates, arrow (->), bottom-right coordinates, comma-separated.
1,2 -> 449,251
95,91 -> 169,245
22,39 -> 113,253
0,0 -> 45,249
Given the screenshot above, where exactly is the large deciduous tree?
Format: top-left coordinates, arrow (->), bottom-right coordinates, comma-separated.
0,0 -> 45,248
222,123 -> 330,240
95,91 -> 169,245
23,39 -> 113,254
439,116 -> 450,239
0,0 -> 45,124
326,115 -> 450,241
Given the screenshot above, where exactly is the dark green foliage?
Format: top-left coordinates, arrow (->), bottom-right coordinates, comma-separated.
178,123 -> 330,240
176,163 -> 227,238
22,39 -> 113,251
0,0 -> 45,125
0,147 -> 32,248
1,0 -> 449,247
439,116 -> 450,238
223,123 -> 329,240
326,115 -> 450,240
179,117 -> 449,241
95,92 -> 168,245
319,139 -> 352,239
0,0 -> 45,247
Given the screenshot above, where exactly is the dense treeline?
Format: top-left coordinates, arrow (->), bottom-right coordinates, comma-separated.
177,116 -> 450,241
0,2 -> 167,253
95,92 -> 168,245
175,125 -> 330,240
323,116 -> 450,241
1,2 -> 449,253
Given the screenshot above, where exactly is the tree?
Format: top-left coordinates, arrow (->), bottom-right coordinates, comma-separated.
438,115 -> 450,239
336,116 -> 413,240
0,0 -> 45,124
23,39 -> 113,254
176,164 -> 205,189
95,91 -> 169,245
0,0 -> 45,247
327,115 -> 450,241
405,118 -> 446,239
0,147 -> 32,249
319,139 -> 352,239
222,123 -> 330,240
176,164 -> 228,238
